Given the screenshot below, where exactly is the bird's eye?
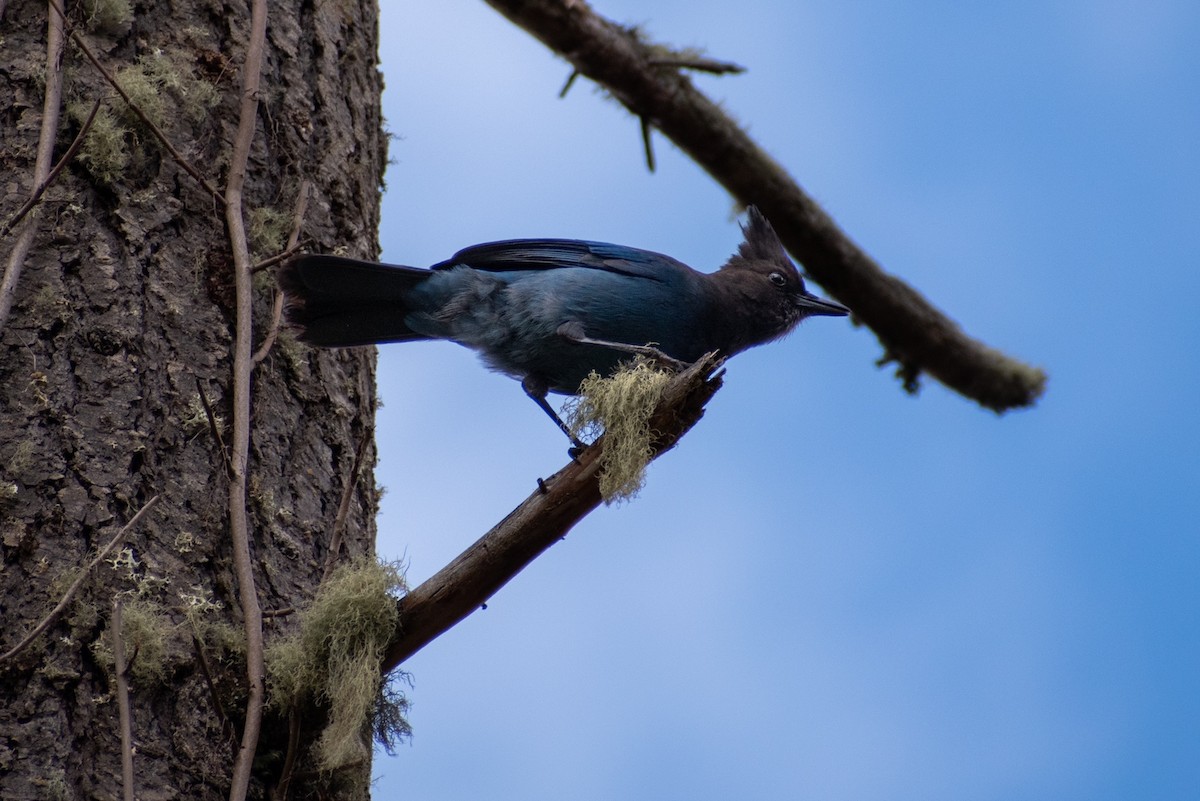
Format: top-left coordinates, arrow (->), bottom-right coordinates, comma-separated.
768,272 -> 787,287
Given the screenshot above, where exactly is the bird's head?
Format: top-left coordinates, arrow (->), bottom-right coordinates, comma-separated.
713,207 -> 849,350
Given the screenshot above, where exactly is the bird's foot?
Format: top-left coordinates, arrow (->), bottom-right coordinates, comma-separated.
567,438 -> 590,461
641,348 -> 689,372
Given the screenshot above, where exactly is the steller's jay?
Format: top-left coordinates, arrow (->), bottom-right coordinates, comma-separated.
279,207 -> 848,448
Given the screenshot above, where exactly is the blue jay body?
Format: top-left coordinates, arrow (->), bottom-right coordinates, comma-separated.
280,208 -> 847,440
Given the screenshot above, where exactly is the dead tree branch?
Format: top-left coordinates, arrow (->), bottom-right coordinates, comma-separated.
223,0 -> 269,796
481,0 -> 1046,411
382,353 -> 724,673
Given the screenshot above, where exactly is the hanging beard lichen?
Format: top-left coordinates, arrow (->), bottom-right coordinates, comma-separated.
566,357 -> 673,503
265,557 -> 410,771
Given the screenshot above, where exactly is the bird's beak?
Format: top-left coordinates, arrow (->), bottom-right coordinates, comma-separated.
795,292 -> 849,317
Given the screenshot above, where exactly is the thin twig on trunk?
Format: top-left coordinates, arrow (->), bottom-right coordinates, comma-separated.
46,0 -> 223,203
224,0 -> 270,797
194,376 -> 232,476
0,2 -> 65,333
112,599 -> 136,801
270,709 -> 302,801
0,495 -> 160,663
250,245 -> 304,273
322,432 -> 372,582
0,98 -> 100,240
190,633 -> 236,750
252,292 -> 285,366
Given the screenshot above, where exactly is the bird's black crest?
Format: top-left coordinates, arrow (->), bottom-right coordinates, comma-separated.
735,206 -> 789,264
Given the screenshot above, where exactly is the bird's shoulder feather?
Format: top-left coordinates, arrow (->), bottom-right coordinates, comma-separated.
431,239 -> 691,283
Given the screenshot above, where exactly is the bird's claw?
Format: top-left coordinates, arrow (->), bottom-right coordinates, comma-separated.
647,350 -> 689,372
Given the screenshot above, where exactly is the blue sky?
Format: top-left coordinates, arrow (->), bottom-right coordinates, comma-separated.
370,2 -> 1199,799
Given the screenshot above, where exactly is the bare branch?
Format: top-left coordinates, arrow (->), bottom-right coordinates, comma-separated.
558,68 -> 580,98
252,292 -> 285,365
382,353 -> 724,673
482,0 -> 1046,411
0,495 -> 160,663
284,180 -> 313,252
223,0 -> 270,797
0,3 -> 65,333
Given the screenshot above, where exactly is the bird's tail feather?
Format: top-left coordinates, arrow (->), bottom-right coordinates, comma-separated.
279,254 -> 430,347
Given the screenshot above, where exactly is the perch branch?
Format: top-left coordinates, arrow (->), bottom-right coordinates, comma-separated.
0,495 -> 160,663
382,353 -> 724,672
481,0 -> 1045,411
223,0 -> 269,796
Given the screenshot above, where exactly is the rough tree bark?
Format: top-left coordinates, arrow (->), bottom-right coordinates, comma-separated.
0,1 -> 385,799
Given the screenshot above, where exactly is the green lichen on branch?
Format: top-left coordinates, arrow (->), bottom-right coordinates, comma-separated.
566,357 -> 673,503
266,557 -> 410,771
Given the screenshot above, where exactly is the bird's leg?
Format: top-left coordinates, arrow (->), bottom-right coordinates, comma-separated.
522,375 -> 589,457
556,321 -> 688,371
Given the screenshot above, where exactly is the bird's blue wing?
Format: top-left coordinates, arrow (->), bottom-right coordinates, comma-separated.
430,239 -> 687,282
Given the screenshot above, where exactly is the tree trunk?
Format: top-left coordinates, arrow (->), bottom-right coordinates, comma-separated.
0,1 -> 385,798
